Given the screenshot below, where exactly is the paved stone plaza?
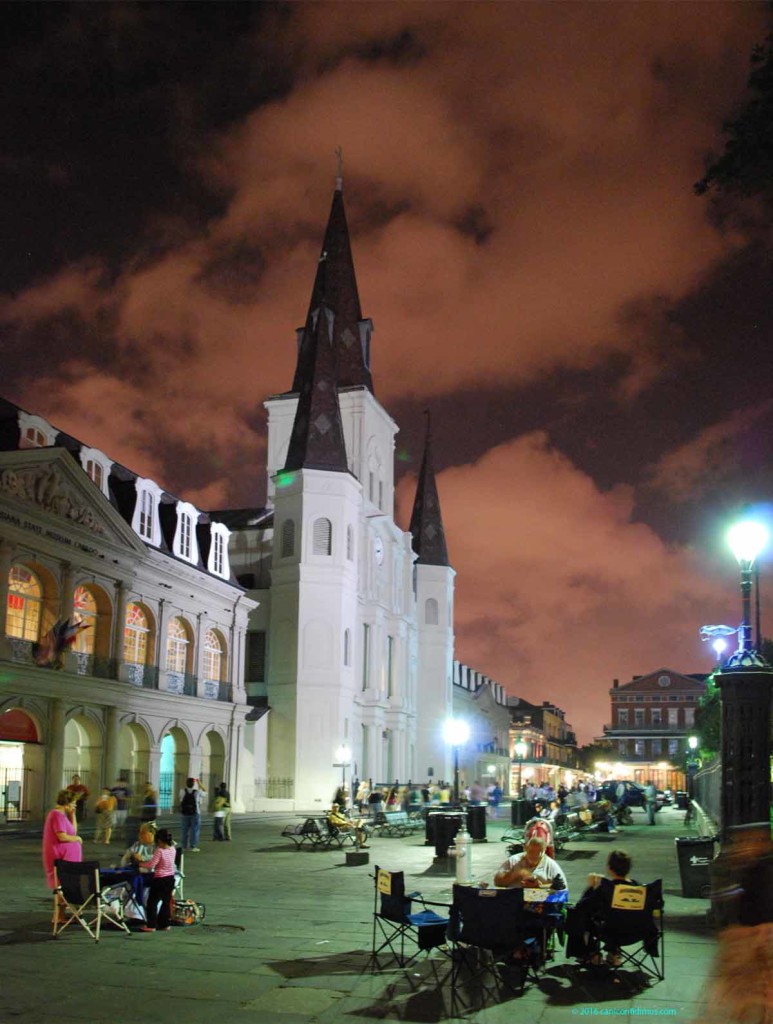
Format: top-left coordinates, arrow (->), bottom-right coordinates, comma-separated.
0,804 -> 717,1023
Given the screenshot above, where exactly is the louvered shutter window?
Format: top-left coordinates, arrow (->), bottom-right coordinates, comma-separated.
313,517 -> 332,556
281,519 -> 295,558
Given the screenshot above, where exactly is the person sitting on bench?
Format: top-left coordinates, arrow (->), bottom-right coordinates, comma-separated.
327,803 -> 369,849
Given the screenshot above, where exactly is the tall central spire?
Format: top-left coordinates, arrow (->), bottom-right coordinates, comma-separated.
291,162 -> 374,394
409,411 -> 451,567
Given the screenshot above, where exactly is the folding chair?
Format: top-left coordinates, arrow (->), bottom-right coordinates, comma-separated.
448,884 -> 535,1004
52,860 -> 131,942
371,866 -> 449,967
574,879 -> 665,982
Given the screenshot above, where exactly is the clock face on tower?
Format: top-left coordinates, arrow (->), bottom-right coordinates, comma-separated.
373,536 -> 384,566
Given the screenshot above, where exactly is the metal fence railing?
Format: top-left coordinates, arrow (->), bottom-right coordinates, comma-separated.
253,777 -> 294,800
1,767 -> 32,820
693,757 -> 722,829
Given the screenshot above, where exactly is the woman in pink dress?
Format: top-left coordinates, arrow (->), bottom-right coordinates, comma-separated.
42,789 -> 83,891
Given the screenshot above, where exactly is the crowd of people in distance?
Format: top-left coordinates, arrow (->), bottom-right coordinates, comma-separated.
335,778 -> 505,819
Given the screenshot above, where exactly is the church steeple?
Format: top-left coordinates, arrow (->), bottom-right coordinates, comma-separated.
283,303 -> 349,473
409,412 -> 450,566
291,160 -> 374,394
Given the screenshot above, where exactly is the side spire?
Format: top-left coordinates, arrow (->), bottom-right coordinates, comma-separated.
283,303 -> 349,473
409,410 -> 450,566
291,158 -> 374,394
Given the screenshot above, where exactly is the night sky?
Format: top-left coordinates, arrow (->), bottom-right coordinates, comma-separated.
2,2 -> 772,744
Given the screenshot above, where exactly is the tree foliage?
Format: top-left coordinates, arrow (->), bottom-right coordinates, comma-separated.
695,32 -> 773,198
577,740 -> 614,773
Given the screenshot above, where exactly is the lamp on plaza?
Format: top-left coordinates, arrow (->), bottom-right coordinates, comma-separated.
726,518 -> 768,660
443,718 -> 470,806
333,743 -> 352,795
514,739 -> 528,798
717,515 -> 772,834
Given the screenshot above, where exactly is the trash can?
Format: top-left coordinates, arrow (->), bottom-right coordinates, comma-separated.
675,835 -> 716,898
511,799 -> 531,827
675,791 -> 689,810
466,804 -> 487,842
432,811 -> 463,859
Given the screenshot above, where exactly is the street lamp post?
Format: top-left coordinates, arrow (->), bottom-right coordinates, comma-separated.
514,740 -> 528,799
686,735 -> 699,800
717,517 -> 772,833
443,718 -> 470,807
726,519 -> 768,660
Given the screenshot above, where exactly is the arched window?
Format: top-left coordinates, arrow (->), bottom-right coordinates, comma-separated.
7,566 -> 42,640
86,460 -> 103,489
343,628 -> 352,667
204,628 -> 223,682
281,519 -> 295,558
166,617 -> 189,674
312,517 -> 332,556
124,603 -> 149,665
72,586 -> 97,654
346,524 -> 354,561
21,427 -> 47,449
425,597 -> 439,626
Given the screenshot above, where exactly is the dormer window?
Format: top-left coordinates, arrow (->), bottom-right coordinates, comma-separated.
174,501 -> 200,563
139,490 -> 155,540
79,447 -> 111,497
18,412 -> 56,450
23,428 -> 46,448
213,532 -> 224,574
207,524 -> 231,579
133,478 -> 163,546
180,512 -> 192,559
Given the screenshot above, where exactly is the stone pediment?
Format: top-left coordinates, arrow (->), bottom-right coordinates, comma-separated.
615,669 -> 706,693
0,448 -> 146,554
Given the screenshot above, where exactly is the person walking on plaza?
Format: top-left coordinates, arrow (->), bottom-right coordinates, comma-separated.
212,785 -> 230,841
68,775 -> 89,823
179,777 -> 206,851
94,788 -> 117,844
213,781 -> 232,840
140,781 -> 158,822
110,777 -> 133,841
644,780 -> 658,825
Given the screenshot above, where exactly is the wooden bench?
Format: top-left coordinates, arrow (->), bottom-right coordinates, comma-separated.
372,810 -> 423,837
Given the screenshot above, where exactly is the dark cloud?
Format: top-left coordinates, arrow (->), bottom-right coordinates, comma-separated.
1,2 -> 772,740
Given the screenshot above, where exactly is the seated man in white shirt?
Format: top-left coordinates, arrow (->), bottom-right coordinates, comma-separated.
494,836 -> 568,891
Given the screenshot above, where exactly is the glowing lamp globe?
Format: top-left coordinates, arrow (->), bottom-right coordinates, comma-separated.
728,520 -> 768,565
443,719 -> 470,746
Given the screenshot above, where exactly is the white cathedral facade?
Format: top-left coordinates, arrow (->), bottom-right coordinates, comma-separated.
223,179 -> 457,808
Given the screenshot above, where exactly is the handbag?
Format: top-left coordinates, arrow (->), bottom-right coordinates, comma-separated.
170,897 -> 206,926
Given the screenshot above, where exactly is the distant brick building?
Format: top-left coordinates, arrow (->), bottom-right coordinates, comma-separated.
508,698 -> 579,791
599,667 -> 708,788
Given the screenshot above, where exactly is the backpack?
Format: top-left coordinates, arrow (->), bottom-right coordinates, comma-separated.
180,789 -> 198,815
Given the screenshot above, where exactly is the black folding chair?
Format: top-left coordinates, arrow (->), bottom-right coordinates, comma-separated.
448,884 -> 536,1005
371,866 -> 449,967
53,860 -> 131,942
572,879 -> 664,982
